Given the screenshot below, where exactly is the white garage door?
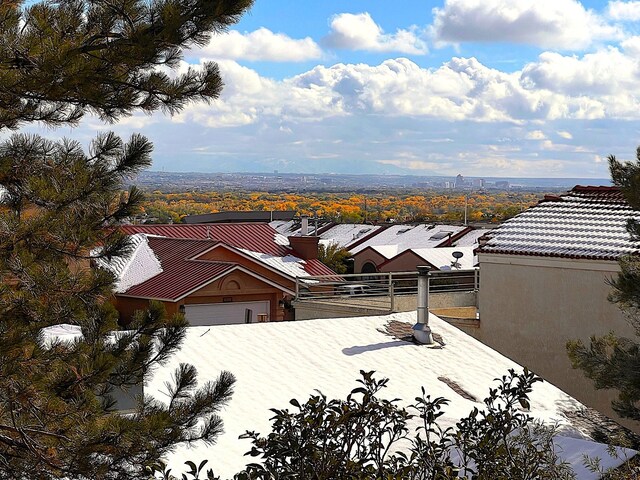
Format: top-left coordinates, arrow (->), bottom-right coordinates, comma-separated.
184,301 -> 270,326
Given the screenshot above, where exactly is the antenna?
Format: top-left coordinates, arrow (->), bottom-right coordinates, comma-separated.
451,251 -> 464,270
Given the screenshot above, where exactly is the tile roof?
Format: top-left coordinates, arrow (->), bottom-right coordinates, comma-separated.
478,186 -> 640,260
121,224 -> 289,256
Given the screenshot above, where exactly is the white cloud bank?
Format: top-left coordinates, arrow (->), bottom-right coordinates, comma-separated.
196,27 -> 322,62
177,42 -> 640,128
432,0 -> 622,50
607,1 -> 640,21
323,13 -> 428,54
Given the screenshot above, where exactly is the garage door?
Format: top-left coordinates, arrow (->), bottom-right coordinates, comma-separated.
184,301 -> 270,326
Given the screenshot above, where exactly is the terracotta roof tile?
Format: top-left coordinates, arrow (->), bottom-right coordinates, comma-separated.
478,186 -> 640,260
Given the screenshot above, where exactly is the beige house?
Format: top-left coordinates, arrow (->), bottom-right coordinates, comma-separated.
477,186 -> 640,431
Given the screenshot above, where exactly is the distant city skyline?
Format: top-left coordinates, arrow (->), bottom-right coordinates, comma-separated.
22,0 -> 640,178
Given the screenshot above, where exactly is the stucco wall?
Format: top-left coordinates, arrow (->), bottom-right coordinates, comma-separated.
478,253 -> 639,431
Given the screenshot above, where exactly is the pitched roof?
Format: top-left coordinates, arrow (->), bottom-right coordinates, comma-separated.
380,246 -> 477,270
145,312 -> 633,479
121,237 -> 236,300
121,224 -> 290,256
317,223 -> 384,249
349,224 -> 470,256
478,186 -> 640,260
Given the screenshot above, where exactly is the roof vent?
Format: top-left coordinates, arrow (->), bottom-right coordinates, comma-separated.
397,228 -> 411,235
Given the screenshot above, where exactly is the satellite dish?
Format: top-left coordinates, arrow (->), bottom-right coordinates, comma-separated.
452,251 -> 464,259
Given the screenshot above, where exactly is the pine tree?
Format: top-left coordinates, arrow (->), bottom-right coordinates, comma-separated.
567,150 -> 640,421
0,1 -> 252,478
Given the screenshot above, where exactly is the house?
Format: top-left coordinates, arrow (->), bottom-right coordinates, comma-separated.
477,186 -> 640,431
349,224 -> 473,273
377,246 -> 476,273
145,311 -> 635,479
97,224 -> 336,325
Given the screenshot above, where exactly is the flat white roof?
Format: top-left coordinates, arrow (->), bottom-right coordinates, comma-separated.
145,312 -> 632,478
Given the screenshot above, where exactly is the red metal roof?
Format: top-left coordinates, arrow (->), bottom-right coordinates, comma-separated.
303,258 -> 340,276
120,223 -> 289,256
122,237 -> 235,300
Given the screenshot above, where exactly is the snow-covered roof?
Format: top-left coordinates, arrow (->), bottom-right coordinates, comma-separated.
269,220 -> 298,236
408,246 -> 477,270
145,312 -> 633,478
479,186 -> 640,260
349,224 -> 468,255
452,228 -> 492,247
93,234 -> 163,293
318,223 -> 383,249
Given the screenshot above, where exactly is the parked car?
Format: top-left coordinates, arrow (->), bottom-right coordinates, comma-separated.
336,284 -> 371,296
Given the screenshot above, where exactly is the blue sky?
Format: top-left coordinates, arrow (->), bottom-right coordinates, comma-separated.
27,0 -> 640,178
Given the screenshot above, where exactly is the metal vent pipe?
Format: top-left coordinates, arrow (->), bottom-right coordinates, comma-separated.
413,265 -> 433,344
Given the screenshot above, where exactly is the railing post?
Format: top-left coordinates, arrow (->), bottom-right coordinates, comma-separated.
474,267 -> 479,291
295,276 -> 300,300
389,272 -> 395,312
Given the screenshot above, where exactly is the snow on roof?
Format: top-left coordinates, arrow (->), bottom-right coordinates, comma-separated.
269,220 -> 298,236
408,246 -> 477,270
479,186 -> 640,260
145,312 -> 632,478
452,228 -> 492,247
39,324 -> 83,347
318,223 -> 383,249
349,224 -> 468,255
239,248 -> 314,280
94,234 -> 163,293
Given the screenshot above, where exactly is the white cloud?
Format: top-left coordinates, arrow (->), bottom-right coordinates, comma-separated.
432,0 -> 622,50
377,159 -> 446,171
526,130 -> 547,140
196,28 -> 322,62
607,1 -> 640,21
174,47 -> 640,132
323,13 -> 428,54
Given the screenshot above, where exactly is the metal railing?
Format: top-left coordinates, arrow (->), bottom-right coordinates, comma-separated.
294,268 -> 479,310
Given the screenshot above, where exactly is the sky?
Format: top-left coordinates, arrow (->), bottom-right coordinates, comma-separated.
25,0 -> 640,178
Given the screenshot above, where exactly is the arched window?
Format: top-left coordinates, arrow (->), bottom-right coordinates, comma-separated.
361,261 -> 377,274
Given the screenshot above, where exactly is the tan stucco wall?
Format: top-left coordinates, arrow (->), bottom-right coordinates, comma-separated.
478,253 -> 639,431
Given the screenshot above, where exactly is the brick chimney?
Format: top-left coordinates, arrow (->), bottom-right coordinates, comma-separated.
288,235 -> 319,260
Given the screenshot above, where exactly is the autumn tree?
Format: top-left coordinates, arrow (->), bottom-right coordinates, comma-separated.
317,242 -> 351,274
568,151 -> 640,421
0,0 -> 252,478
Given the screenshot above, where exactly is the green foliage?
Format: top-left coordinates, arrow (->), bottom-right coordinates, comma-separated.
317,242 -> 351,274
163,369 -> 573,480
567,150 -> 640,421
0,0 -> 252,477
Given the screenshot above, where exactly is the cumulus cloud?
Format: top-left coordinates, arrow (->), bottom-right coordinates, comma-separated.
432,0 -> 622,50
607,1 -> 640,20
520,47 -> 640,108
175,46 -> 640,132
196,28 -> 322,62
323,13 -> 428,54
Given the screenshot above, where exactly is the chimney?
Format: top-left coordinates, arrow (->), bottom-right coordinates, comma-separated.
300,215 -> 309,236
288,235 -> 319,260
413,265 -> 433,344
